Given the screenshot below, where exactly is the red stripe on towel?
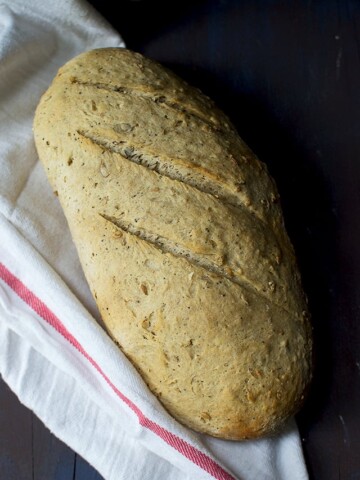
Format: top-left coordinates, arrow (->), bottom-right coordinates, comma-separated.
0,262 -> 235,480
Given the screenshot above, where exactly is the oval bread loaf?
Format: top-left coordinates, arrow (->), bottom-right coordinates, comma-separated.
33,48 -> 312,440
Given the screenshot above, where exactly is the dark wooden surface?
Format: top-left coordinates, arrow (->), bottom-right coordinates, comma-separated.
2,0 -> 360,478
0,379 -> 102,480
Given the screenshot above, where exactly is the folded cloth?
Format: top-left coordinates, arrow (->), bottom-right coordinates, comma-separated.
0,1 -> 309,479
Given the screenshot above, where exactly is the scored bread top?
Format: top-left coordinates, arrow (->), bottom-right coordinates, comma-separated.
33,48 -> 312,439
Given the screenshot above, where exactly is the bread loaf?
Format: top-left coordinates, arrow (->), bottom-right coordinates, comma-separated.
33,48 -> 312,440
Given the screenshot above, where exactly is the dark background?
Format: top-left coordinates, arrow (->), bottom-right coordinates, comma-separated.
1,0 -> 360,478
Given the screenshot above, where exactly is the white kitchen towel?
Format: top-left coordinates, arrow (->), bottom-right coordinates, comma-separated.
0,1 -> 309,479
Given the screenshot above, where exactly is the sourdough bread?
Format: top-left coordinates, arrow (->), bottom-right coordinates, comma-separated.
33,48 -> 312,439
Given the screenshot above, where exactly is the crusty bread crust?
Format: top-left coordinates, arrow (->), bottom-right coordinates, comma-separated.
33,48 -> 312,439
